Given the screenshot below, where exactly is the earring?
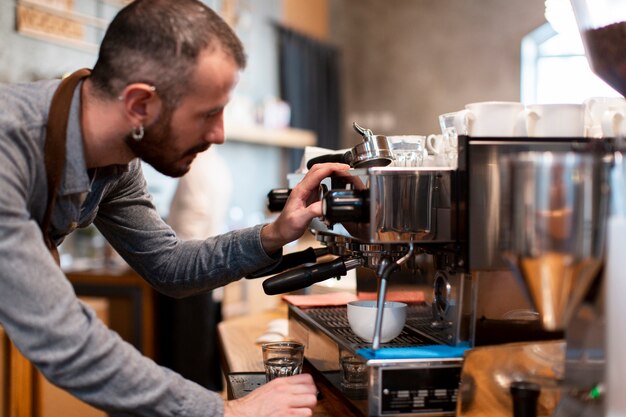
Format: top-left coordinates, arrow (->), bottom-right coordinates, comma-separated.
131,125 -> 144,141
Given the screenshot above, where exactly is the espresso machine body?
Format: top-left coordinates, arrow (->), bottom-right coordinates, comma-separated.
280,136 -> 604,416
284,163 -> 471,416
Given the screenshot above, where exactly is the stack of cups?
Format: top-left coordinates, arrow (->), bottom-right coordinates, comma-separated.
445,99 -> 626,139
449,101 -> 587,138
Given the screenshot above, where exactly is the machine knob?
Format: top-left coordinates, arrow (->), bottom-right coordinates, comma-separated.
267,188 -> 291,212
321,189 -> 369,224
510,381 -> 540,417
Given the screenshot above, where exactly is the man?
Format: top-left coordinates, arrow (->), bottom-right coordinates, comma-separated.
0,0 -> 348,415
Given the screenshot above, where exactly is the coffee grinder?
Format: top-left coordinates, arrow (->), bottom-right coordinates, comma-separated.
458,1 -> 626,415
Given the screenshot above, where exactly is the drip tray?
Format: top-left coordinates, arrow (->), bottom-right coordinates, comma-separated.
226,372 -> 266,400
299,303 -> 450,349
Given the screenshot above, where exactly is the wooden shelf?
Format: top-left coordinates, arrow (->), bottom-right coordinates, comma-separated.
225,125 -> 317,148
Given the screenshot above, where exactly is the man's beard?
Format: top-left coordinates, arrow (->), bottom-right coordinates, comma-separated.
125,109 -> 209,178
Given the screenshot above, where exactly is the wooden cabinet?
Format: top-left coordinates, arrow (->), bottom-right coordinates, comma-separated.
0,267 -> 156,417
0,297 -> 110,417
0,328 -> 9,416
66,267 -> 156,358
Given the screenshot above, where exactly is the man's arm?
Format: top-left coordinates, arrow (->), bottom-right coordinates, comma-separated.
93,161 -> 280,297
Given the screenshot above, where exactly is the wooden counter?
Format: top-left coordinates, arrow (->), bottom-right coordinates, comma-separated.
217,305 -> 286,374
218,305 -> 363,417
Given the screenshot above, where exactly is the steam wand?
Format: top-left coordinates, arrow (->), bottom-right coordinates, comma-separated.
372,243 -> 415,350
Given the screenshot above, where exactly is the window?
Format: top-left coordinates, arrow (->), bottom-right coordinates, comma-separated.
521,22 -> 621,103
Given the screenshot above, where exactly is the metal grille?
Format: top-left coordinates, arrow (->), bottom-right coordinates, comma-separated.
303,304 -> 446,349
405,315 -> 452,344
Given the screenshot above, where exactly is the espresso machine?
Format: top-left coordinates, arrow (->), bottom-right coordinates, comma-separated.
272,165 -> 470,417
257,119 -> 610,416
245,1 -> 626,415
260,125 -> 471,416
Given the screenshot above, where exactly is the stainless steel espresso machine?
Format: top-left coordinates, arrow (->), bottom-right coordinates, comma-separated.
275,163 -> 470,417
257,130 -> 606,416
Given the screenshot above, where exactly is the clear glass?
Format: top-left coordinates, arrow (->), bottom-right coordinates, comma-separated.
339,349 -> 368,392
387,135 -> 425,167
261,341 -> 304,382
438,112 -> 461,167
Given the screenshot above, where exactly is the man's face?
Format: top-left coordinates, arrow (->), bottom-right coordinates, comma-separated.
127,47 -> 240,178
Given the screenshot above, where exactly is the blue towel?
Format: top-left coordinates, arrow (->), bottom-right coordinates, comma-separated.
357,344 -> 470,360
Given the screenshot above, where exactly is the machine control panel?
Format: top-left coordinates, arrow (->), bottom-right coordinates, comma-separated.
374,364 -> 462,416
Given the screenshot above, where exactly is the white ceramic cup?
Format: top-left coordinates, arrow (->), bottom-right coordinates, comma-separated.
347,300 -> 407,343
583,97 -> 626,138
424,134 -> 454,167
426,134 -> 444,155
602,107 -> 626,137
524,103 -> 585,137
454,101 -> 526,137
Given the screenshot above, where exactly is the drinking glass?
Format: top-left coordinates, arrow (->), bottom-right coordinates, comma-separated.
339,349 -> 368,391
262,341 -> 304,381
438,112 -> 461,168
387,135 -> 425,167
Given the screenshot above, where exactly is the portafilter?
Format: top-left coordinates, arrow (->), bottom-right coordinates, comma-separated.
306,122 -> 394,169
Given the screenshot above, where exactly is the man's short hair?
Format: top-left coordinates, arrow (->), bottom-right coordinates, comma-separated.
90,0 -> 246,107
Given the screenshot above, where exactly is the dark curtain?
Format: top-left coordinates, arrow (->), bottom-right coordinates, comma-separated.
275,24 -> 343,172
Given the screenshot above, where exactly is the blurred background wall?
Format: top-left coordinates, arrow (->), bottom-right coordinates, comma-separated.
0,0 -> 547,224
0,1 -> 548,318
328,0 -> 546,146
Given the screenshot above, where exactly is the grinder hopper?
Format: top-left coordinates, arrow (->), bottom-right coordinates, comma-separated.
502,151 -> 608,331
570,0 -> 626,98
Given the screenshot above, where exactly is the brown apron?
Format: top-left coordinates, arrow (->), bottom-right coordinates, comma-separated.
5,68 -> 93,417
42,68 -> 91,265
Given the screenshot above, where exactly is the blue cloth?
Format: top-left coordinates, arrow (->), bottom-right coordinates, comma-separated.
357,344 -> 470,360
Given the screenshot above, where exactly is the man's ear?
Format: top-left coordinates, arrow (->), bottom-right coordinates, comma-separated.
118,83 -> 162,126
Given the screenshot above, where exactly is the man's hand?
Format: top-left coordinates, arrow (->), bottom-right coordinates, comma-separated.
223,373 -> 318,417
261,163 -> 351,254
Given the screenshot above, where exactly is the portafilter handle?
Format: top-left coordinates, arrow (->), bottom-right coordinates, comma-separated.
262,257 -> 362,295
246,247 -> 329,279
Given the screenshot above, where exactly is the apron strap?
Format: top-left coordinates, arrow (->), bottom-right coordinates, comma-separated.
42,68 -> 91,265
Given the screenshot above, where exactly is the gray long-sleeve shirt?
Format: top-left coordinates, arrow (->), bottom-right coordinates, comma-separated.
0,78 -> 280,416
